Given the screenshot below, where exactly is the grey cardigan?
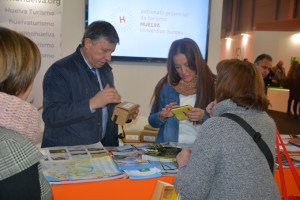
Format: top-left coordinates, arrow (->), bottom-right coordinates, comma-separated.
174,99 -> 280,200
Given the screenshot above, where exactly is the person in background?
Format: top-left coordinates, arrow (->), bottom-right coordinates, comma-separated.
42,21 -> 138,148
174,59 -> 280,200
271,60 -> 286,87
285,61 -> 299,116
264,67 -> 274,88
290,62 -> 300,119
148,38 -> 215,144
254,53 -> 273,94
0,27 -> 52,200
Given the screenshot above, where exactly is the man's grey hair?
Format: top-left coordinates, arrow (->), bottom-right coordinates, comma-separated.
81,21 -> 119,46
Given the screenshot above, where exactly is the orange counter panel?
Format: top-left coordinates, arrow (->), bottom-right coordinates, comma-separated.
52,176 -> 174,200
52,168 -> 299,200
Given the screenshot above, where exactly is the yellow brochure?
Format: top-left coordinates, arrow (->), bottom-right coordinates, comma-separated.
171,105 -> 192,120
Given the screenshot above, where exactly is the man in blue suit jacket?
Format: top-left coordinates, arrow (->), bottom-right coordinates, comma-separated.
42,21 -> 122,147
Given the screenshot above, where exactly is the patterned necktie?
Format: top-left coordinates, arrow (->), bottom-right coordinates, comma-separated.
91,68 -> 97,76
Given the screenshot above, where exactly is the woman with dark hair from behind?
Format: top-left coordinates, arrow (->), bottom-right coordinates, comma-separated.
174,59 -> 280,199
148,38 -> 215,144
0,27 -> 52,200
290,62 -> 300,119
285,61 -> 298,116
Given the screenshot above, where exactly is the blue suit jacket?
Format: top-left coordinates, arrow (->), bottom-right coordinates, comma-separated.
42,45 -> 118,147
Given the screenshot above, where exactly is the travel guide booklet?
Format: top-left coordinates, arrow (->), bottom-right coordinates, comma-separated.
139,143 -> 182,162
275,151 -> 300,168
106,144 -> 144,159
40,142 -> 125,184
106,144 -> 136,152
287,138 -> 300,148
114,157 -> 162,179
148,160 -> 178,176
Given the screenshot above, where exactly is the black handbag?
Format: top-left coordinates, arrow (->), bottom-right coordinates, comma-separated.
221,113 -> 274,173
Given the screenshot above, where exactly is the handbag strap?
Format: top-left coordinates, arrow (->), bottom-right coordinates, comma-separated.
221,113 -> 274,173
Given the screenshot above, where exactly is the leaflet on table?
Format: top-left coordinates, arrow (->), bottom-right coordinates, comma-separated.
138,143 -> 181,163
287,138 -> 300,148
114,157 -> 161,180
106,144 -> 144,159
277,143 -> 300,153
40,142 -> 109,161
169,142 -> 194,149
106,144 -> 136,152
113,154 -> 162,179
123,168 -> 161,179
40,142 -> 125,184
111,150 -> 144,159
275,150 -> 300,168
42,156 -> 125,184
148,160 -> 178,176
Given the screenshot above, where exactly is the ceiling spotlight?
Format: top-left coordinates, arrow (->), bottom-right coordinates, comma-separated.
292,33 -> 300,44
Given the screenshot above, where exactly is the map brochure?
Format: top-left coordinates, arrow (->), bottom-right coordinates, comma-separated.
275,151 -> 300,168
113,157 -> 162,179
140,143 -> 181,163
40,142 -> 110,161
111,150 -> 144,159
106,144 -> 136,152
40,142 -> 125,184
148,160 -> 178,176
287,138 -> 300,148
106,144 -> 144,159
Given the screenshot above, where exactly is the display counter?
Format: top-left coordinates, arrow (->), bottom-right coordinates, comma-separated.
51,168 -> 299,200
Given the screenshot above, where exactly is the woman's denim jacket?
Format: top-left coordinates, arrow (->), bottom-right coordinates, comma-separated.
148,80 -> 209,143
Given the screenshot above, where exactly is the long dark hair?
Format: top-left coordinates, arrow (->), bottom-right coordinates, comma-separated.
151,38 -> 215,112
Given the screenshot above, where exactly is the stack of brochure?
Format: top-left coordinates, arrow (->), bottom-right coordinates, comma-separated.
114,157 -> 162,179
138,143 -> 181,163
107,144 -> 162,179
275,135 -> 300,168
40,142 -> 125,185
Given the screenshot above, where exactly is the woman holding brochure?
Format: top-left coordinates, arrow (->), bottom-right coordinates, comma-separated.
148,38 -> 215,144
174,59 -> 280,199
0,27 -> 52,200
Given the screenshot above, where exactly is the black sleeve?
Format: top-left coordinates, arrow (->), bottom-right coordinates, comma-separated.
0,163 -> 41,200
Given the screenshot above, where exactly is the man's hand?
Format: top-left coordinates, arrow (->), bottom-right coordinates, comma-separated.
132,105 -> 140,120
89,84 -> 121,109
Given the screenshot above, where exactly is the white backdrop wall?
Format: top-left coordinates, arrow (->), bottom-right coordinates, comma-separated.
54,0 -> 223,130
